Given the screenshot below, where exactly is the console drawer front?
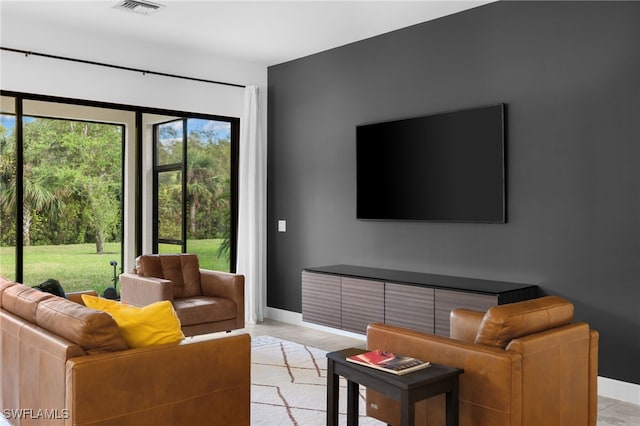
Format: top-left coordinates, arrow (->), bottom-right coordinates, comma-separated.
302,271 -> 342,329
341,278 -> 384,334
385,283 -> 435,334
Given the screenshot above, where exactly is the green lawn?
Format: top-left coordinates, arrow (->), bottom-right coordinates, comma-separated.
0,239 -> 230,294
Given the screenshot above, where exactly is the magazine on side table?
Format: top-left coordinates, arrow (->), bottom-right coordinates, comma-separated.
346,350 -> 430,375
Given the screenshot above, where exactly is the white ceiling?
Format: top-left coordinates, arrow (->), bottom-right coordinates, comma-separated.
0,0 -> 492,66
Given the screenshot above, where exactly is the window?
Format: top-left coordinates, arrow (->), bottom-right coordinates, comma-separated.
153,117 -> 237,271
1,96 -> 126,292
23,116 -> 124,289
0,92 -> 239,291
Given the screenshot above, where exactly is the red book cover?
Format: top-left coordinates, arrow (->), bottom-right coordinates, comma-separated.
348,350 -> 396,365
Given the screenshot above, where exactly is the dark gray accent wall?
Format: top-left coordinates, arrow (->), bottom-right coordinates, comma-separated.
267,1 -> 640,384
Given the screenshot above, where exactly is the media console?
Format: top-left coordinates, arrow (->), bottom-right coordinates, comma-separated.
302,265 -> 539,336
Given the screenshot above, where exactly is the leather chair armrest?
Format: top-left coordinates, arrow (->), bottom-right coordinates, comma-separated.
200,270 -> 245,328
505,323 -> 596,425
66,333 -> 251,426
66,290 -> 98,305
119,273 -> 174,306
450,308 -> 485,342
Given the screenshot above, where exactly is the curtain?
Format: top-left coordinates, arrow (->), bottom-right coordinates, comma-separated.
236,85 -> 266,323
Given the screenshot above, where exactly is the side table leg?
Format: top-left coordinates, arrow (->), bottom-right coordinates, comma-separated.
347,380 -> 359,426
445,379 -> 460,426
399,390 -> 414,426
327,359 -> 339,426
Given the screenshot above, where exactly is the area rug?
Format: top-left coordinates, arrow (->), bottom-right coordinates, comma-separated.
251,336 -> 385,426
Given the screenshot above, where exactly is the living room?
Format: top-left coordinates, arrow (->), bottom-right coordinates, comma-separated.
1,0 -> 639,425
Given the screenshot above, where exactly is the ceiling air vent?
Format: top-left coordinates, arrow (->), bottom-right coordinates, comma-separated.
114,0 -> 163,15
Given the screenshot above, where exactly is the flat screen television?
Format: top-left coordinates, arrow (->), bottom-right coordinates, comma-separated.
356,104 -> 506,223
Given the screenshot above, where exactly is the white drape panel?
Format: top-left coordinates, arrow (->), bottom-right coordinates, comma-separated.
236,85 -> 266,324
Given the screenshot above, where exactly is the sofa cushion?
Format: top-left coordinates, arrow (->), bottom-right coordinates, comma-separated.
36,296 -> 129,354
159,255 -> 195,298
475,296 -> 574,348
2,284 -> 55,323
82,295 -> 185,348
136,254 -> 162,278
0,276 -> 17,307
177,255 -> 202,297
173,296 -> 236,326
136,254 -> 202,299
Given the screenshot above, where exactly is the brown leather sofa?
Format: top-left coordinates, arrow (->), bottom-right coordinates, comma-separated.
120,254 -> 244,336
0,277 -> 250,426
366,296 -> 599,426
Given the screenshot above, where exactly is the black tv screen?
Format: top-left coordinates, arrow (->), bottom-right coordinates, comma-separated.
356,104 -> 506,223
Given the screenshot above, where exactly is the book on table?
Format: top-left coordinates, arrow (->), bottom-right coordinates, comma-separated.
346,350 -> 430,375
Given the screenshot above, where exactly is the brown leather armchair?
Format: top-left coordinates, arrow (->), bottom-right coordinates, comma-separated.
120,254 -> 244,336
366,296 -> 599,426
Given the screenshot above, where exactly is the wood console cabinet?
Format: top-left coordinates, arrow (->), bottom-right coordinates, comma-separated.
302,265 -> 539,336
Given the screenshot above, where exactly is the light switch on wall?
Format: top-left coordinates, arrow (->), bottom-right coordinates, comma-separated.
278,220 -> 287,232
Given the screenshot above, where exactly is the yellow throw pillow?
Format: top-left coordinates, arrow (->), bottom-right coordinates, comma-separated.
81,295 -> 185,348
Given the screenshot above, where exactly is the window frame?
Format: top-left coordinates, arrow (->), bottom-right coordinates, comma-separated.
0,90 -> 240,277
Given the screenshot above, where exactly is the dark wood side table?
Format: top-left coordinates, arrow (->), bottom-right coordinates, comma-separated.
326,348 -> 463,426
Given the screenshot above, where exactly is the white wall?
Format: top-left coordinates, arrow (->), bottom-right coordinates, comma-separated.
0,10 -> 268,114
1,13 -> 268,272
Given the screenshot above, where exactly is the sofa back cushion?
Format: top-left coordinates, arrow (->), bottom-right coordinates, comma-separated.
475,296 -> 574,349
136,254 -> 202,299
2,284 -> 55,323
0,276 -> 18,307
36,297 -> 129,354
1,282 -> 128,355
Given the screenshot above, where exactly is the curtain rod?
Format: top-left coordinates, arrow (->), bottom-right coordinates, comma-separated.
1,46 -> 246,89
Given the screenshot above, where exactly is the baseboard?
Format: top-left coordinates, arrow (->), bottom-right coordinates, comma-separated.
265,306 -> 304,324
265,308 -> 639,405
264,307 -> 366,340
598,376 -> 640,405
301,320 -> 367,341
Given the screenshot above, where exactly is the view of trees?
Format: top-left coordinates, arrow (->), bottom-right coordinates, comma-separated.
156,119 -> 231,255
0,121 -> 16,250
0,117 -> 122,253
0,115 -> 232,279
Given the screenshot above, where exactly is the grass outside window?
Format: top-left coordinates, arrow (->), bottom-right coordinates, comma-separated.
0,239 -> 229,294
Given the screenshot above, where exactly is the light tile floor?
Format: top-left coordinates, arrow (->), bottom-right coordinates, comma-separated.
244,318 -> 640,426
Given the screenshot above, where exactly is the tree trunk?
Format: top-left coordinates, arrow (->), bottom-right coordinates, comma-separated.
190,198 -> 197,235
23,207 -> 31,246
95,228 -> 104,254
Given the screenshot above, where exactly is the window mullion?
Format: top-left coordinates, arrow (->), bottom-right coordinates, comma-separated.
181,118 -> 188,253
15,96 -> 24,283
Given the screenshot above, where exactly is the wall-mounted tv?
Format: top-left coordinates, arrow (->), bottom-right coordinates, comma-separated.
356,104 -> 506,223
